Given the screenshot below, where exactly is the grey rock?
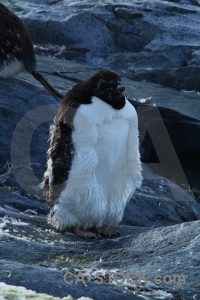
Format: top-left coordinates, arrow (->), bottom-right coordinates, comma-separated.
0,3 -> 200,297
6,0 -> 200,91
1,61 -> 200,299
0,262 -> 141,300
0,191 -> 48,215
0,76 -> 58,196
0,54 -> 199,202
135,101 -> 200,194
0,195 -> 200,299
0,207 -> 5,217
130,66 -> 200,92
124,166 -> 200,227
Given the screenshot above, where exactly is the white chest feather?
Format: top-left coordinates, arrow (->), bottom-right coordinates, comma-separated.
94,118 -> 130,195
49,96 -> 142,230
0,59 -> 24,78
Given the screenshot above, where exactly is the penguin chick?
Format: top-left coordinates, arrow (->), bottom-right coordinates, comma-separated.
41,70 -> 142,239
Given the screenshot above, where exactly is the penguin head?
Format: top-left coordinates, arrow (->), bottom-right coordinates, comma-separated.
69,70 -> 126,109
90,70 -> 126,109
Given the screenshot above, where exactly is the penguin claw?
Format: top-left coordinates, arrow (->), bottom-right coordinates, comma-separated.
72,225 -> 120,239
96,225 -> 120,237
72,226 -> 98,240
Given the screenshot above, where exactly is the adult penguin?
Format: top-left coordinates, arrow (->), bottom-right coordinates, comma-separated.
0,3 -> 62,100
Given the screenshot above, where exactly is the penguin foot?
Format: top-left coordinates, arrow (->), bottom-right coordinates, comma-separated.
72,226 -> 97,240
96,225 -> 120,237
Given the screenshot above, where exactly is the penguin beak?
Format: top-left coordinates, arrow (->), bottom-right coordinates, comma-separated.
112,83 -> 125,100
94,80 -> 125,102
116,85 -> 125,94
102,82 -> 125,102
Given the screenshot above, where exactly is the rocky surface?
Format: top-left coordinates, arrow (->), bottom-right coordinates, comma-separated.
3,0 -> 200,193
1,0 -> 200,299
5,0 -> 200,92
0,59 -> 200,299
0,283 -> 89,300
0,188 -> 200,300
1,56 -> 200,195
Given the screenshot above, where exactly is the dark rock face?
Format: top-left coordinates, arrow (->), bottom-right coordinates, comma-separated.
132,101 -> 200,194
130,66 -> 200,92
0,78 -> 58,196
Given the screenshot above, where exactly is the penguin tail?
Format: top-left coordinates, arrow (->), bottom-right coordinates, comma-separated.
30,69 -> 63,101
